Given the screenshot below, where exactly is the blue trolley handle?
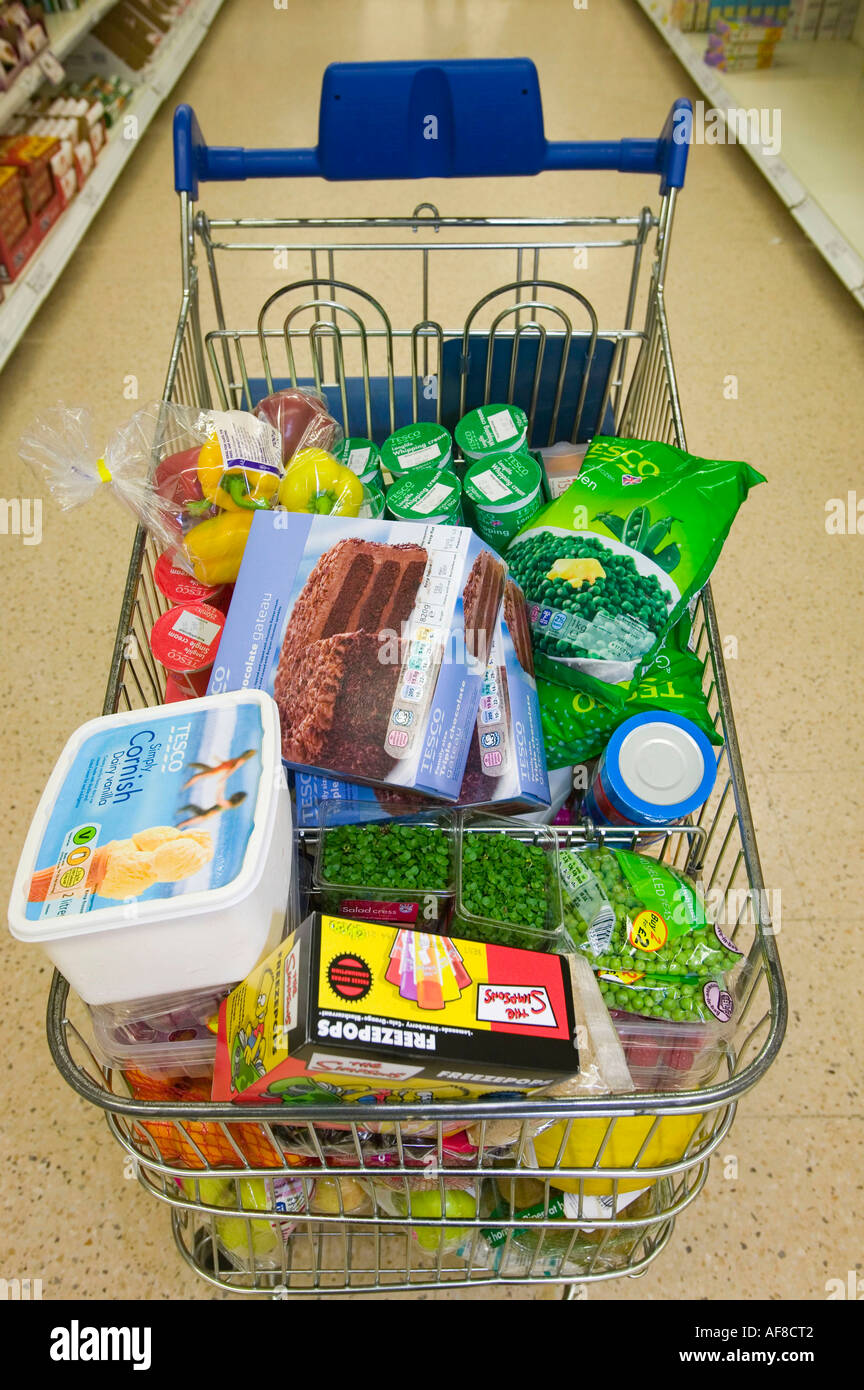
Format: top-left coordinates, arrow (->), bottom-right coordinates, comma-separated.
174,60 -> 690,200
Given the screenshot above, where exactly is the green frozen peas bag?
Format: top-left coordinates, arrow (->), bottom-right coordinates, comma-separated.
506,436 -> 765,706
559,844 -> 744,979
538,615 -> 723,770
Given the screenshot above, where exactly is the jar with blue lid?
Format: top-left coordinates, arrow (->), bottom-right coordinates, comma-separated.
584,711 -> 718,834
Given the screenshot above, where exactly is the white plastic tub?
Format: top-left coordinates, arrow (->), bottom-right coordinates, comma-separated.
8,691 -> 292,1004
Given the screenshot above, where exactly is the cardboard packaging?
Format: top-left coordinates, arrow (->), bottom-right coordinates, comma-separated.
211,511 -> 507,800
212,912 -> 581,1105
292,577 -> 550,821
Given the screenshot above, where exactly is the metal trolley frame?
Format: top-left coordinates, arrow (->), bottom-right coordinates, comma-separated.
46,62 -> 786,1298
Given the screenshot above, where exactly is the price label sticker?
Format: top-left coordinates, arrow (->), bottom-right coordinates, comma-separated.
38,49 -> 66,86
25,260 -> 53,296
628,909 -> 668,953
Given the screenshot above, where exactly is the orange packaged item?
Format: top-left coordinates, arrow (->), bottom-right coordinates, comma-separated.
124,1068 -> 284,1170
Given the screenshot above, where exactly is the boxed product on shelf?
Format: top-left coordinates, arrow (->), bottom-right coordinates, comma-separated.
212,911 -> 582,1105
93,1 -> 165,71
0,138 -> 64,283
210,510 -> 507,800
0,17 -> 27,92
0,163 -> 28,246
0,133 -> 59,217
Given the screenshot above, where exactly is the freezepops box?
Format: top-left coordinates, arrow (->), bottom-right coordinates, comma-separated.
212,912 -> 581,1106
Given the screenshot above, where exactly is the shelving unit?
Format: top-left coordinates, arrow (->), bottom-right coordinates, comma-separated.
0,0 -> 118,127
634,0 -> 864,308
0,0 -> 225,371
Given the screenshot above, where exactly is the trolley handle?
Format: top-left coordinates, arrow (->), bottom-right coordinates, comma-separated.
174,60 -> 690,199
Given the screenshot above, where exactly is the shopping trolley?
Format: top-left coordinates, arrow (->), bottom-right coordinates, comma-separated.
46,60 -> 786,1298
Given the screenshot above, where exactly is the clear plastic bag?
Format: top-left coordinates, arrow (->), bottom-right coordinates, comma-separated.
253,386 -> 342,464
20,399 -> 367,587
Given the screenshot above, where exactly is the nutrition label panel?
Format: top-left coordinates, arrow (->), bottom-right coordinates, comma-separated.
475,629 -> 510,779
383,526 -> 465,762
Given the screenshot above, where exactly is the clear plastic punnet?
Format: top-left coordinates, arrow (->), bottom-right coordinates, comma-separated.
313,803 -> 456,930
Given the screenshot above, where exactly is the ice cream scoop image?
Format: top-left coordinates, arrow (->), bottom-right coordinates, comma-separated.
28,826 -> 215,903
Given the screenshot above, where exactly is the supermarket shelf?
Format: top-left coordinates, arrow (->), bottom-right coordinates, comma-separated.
0,0 -> 224,372
0,0 -> 118,127
633,0 -> 864,304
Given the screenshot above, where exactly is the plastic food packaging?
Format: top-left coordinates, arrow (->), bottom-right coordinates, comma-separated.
89,984 -> 226,1079
364,1175 -> 479,1259
19,401 -> 286,581
153,550 -> 230,613
594,968 -> 736,1024
537,441 -> 589,499
253,386 -> 341,463
8,691 -> 293,1004
559,843 -> 743,985
385,464 -> 463,525
380,422 -> 453,479
454,403 -> 528,462
149,602 -> 226,699
180,1174 -> 307,1268
452,812 -> 564,952
583,711 -> 718,833
126,1069 -> 285,1170
313,806 -> 456,930
506,435 -> 765,705
462,451 -> 545,554
608,1009 -> 728,1091
537,613 -> 723,771
334,435 -> 382,490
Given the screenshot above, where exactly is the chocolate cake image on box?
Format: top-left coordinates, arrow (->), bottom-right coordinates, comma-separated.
273,538 -> 427,778
503,578 -> 534,676
461,551 -> 506,667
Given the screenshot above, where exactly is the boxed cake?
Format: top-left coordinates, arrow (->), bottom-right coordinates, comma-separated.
292,577 -> 550,821
210,512 -> 507,799
212,912 -> 581,1106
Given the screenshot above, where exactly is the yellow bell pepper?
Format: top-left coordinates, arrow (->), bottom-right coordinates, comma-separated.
184,510 -> 255,586
197,436 -> 281,512
277,447 -> 364,517
532,1112 -> 705,1195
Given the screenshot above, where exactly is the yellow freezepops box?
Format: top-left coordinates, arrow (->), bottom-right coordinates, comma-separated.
213,912 -> 580,1107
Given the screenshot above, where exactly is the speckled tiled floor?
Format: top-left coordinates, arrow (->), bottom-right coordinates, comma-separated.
0,0 -> 860,1303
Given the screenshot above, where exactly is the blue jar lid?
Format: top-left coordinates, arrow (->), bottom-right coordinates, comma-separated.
602,712 -> 717,822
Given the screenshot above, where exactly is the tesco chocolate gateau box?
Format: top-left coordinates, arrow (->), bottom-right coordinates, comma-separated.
293,579 -> 551,821
210,512 -> 506,799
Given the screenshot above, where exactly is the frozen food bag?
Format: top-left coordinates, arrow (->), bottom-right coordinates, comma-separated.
537,614 -> 723,770
506,436 -> 765,705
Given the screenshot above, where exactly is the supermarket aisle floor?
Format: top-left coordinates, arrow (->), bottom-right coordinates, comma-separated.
1,0 -> 861,1303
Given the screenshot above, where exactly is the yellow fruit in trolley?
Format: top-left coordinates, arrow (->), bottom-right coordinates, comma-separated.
532,1113 -> 705,1195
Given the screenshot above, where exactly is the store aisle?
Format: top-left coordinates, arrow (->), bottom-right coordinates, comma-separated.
0,0 -> 860,1302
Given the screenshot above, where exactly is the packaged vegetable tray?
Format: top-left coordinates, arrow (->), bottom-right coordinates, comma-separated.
506,435 -> 764,705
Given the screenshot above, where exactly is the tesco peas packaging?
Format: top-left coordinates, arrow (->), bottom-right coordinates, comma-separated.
506,436 -> 765,705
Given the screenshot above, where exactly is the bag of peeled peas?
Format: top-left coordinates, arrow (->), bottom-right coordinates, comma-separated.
506,435 -> 765,705
560,844 -> 743,1023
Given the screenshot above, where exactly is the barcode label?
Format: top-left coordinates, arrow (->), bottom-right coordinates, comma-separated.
172,610 -> 221,645
346,446 -> 371,470
487,408 -> 518,443
412,481 -> 452,515
401,441 -> 442,467
472,468 -> 510,502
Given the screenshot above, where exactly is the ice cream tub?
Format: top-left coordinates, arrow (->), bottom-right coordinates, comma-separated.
463,452 -> 544,553
455,403 -> 528,463
8,691 -> 292,1004
385,465 -> 462,526
380,422 -> 452,480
